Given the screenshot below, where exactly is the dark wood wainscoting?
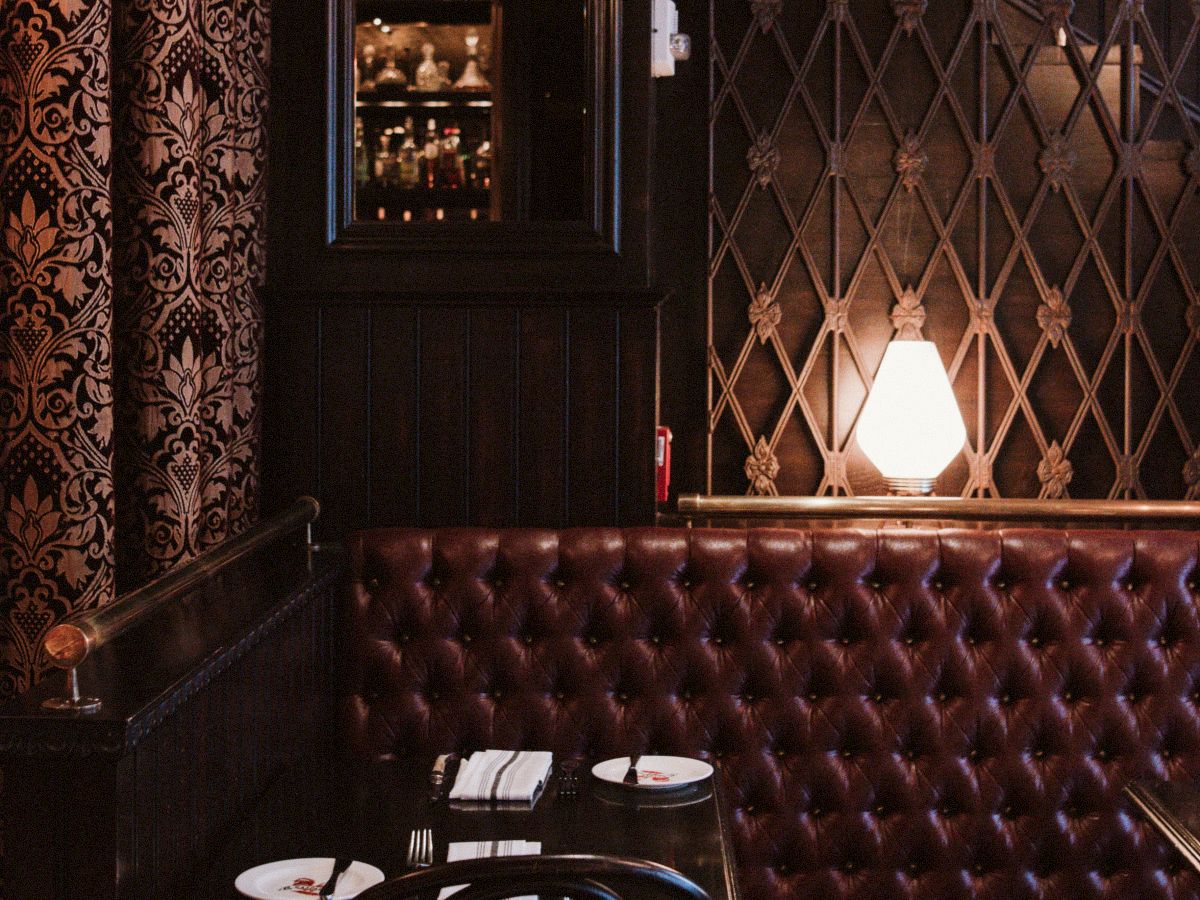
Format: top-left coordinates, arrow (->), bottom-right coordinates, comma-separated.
262,295 -> 659,540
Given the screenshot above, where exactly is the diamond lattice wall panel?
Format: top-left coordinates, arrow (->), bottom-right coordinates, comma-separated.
710,0 -> 1200,499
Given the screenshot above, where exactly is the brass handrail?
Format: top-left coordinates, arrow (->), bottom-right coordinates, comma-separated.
677,494 -> 1200,524
43,497 -> 320,679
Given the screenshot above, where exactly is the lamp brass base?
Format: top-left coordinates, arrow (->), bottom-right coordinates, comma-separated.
884,477 -> 936,497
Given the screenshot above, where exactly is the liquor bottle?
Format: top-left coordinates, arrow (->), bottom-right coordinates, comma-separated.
396,116 -> 420,189
354,116 -> 369,188
471,140 -> 492,190
422,118 -> 440,189
415,42 -> 443,91
454,29 -> 491,91
376,51 -> 407,86
374,133 -> 395,186
359,43 -> 378,92
439,123 -> 464,189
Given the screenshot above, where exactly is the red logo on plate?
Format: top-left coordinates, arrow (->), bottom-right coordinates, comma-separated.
641,770 -> 673,783
280,877 -> 322,896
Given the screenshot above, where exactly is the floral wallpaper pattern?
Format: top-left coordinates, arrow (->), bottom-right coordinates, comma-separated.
112,0 -> 266,588
0,0 -> 115,700
0,0 -> 266,697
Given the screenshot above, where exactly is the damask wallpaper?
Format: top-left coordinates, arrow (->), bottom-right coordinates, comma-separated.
0,0 -> 267,698
112,0 -> 266,588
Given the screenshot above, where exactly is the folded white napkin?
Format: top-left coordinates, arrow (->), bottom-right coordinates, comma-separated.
437,840 -> 541,900
448,750 -> 553,804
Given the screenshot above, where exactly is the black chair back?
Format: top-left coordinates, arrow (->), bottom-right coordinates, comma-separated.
354,854 -> 711,900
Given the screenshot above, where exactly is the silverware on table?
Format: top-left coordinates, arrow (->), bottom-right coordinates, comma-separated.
558,761 -> 580,799
623,754 -> 641,785
319,856 -> 352,899
430,753 -> 452,800
405,827 -> 434,869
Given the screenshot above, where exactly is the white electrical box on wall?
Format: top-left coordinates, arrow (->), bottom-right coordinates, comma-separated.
652,0 -> 690,77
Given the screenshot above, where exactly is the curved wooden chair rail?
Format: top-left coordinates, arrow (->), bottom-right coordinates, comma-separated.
354,854 -> 712,900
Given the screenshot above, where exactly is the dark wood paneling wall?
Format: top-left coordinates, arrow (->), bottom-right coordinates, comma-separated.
263,0 -> 664,538
707,0 -> 1200,500
0,546 -> 337,900
263,297 -> 658,540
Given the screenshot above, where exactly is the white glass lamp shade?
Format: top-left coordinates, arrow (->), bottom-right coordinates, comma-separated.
856,340 -> 967,495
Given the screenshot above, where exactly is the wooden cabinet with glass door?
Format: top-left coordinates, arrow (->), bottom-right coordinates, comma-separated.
354,1 -> 497,223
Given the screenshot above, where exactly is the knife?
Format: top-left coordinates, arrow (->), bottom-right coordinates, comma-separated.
623,753 -> 641,785
319,857 -> 352,900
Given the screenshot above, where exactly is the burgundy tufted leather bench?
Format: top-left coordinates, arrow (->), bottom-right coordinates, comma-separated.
344,527 -> 1200,898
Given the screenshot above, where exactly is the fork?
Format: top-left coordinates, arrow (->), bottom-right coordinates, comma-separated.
558,763 -> 580,799
406,827 -> 434,869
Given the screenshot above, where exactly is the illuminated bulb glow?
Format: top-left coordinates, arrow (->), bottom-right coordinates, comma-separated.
856,340 -> 966,495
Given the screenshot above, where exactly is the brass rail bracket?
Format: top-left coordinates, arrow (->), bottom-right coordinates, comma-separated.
41,667 -> 100,714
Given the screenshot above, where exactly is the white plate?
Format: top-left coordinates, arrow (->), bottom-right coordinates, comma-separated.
591,755 -> 714,790
235,858 -> 386,899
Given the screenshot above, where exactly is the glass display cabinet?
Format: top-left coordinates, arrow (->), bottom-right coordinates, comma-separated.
266,0 -> 650,291
352,2 -> 499,224
337,0 -> 601,235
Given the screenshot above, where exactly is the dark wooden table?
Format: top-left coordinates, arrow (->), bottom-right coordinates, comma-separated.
198,755 -> 741,899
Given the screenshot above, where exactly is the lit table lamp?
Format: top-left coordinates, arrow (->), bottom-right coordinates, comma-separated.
856,340 -> 967,496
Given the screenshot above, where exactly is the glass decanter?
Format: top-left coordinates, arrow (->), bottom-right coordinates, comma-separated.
453,29 -> 491,91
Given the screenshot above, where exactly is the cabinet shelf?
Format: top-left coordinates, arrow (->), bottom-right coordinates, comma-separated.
358,184 -> 490,208
357,97 -> 492,115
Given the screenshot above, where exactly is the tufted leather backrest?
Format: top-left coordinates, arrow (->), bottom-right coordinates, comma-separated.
345,527 -> 1200,898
